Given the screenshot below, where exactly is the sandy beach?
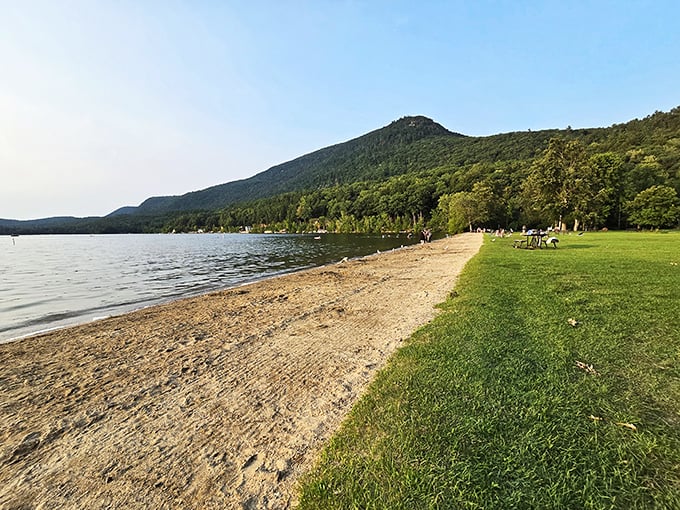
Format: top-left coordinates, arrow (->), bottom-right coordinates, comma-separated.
0,233 -> 482,509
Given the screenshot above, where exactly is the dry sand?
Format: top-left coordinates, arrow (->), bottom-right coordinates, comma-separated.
0,233 -> 482,509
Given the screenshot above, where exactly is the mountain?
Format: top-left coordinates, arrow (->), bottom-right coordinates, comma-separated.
106,115 -> 573,217
122,116 -> 461,216
2,107 -> 679,234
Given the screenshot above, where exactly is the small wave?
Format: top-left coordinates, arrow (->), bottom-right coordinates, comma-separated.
1,233 -> 417,342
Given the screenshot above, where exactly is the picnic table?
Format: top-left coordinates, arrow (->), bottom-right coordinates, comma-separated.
513,230 -> 548,249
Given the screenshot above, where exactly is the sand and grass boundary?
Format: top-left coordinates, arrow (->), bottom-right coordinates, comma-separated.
299,231 -> 680,509
0,233 -> 482,509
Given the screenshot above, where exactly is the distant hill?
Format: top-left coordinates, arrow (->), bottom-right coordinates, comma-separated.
106,115 -> 578,217
2,107 -> 679,234
107,206 -> 138,217
0,216 -> 92,232
123,116 -> 462,216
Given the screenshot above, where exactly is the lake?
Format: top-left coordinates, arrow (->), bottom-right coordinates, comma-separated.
0,233 -> 416,343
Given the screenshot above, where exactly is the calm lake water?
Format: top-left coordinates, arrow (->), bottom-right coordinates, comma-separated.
0,233 -> 415,343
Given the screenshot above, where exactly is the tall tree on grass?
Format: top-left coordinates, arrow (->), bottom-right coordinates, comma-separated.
521,138 -> 588,228
521,138 -> 623,230
573,152 -> 623,230
440,182 -> 494,233
627,185 -> 680,229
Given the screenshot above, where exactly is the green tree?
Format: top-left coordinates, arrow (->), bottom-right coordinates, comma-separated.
625,152 -> 670,196
447,192 -> 477,233
296,196 -> 312,221
521,138 -> 588,228
627,185 -> 680,229
443,183 -> 494,233
521,138 -> 625,230
573,152 -> 622,230
431,194 -> 451,232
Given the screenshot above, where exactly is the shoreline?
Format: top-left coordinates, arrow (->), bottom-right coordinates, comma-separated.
1,235 -> 419,345
0,233 -> 482,509
1,246 -> 404,345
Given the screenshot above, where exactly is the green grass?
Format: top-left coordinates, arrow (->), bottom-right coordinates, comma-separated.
297,231 -> 680,509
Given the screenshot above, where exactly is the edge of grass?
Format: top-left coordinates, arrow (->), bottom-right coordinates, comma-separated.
297,231 -> 680,509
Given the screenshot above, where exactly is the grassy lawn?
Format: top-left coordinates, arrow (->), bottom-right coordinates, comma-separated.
297,231 -> 680,509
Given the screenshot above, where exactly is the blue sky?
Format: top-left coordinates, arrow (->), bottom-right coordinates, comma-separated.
2,1 -> 679,220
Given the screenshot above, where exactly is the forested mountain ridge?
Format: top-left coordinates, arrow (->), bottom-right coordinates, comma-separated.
120,108 -> 680,220
2,107 -> 679,234
163,107 -> 680,233
124,116 -> 462,215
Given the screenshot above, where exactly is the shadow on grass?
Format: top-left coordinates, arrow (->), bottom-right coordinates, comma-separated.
559,244 -> 594,249
509,245 -> 593,250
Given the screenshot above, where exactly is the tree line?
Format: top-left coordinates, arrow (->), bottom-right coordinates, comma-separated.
162,136 -> 680,235
4,108 -> 678,236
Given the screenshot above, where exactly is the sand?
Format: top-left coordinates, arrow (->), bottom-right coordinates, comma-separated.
0,233 -> 482,509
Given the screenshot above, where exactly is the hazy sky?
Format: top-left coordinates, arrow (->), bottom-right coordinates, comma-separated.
2,1 -> 679,220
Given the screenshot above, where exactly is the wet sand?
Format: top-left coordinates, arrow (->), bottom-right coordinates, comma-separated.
0,233 -> 482,509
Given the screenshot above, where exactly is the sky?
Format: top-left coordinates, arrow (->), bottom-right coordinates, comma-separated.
1,1 -> 679,220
